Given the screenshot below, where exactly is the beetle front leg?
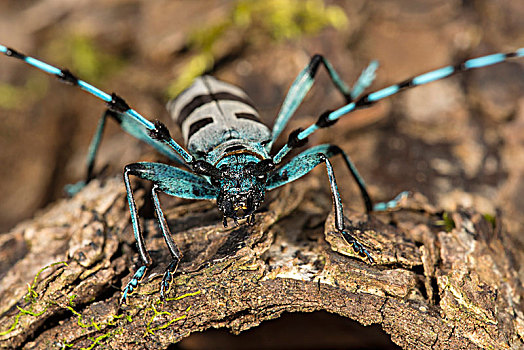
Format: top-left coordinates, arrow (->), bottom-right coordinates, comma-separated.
121,164 -> 153,304
120,162 -> 218,302
151,184 -> 181,300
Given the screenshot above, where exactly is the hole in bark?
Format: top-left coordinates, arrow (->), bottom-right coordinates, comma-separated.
173,311 -> 401,349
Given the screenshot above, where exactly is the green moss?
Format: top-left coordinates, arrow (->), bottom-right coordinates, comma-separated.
165,290 -> 201,302
0,261 -> 68,336
64,305 -> 93,329
59,339 -> 74,349
61,303 -> 137,348
140,289 -> 201,336
26,261 -> 68,302
0,260 -> 143,348
81,332 -> 112,350
144,302 -> 191,336
68,294 -> 78,307
482,213 -> 496,228
440,275 -> 498,325
0,313 -> 22,336
434,212 -> 455,232
16,305 -> 47,317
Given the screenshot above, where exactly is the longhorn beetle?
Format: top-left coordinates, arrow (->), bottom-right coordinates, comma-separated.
1,44 -> 522,303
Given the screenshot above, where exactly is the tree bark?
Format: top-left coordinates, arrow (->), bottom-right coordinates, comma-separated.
0,175 -> 523,349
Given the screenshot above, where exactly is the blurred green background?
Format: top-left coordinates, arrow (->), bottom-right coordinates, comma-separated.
0,0 -> 523,244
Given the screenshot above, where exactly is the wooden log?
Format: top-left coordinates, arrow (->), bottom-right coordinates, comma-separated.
0,175 -> 522,349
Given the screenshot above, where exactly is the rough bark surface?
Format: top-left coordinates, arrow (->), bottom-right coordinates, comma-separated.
0,176 -> 522,349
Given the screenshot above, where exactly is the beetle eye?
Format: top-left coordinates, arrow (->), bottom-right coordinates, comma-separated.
192,160 -> 221,178
253,159 -> 275,176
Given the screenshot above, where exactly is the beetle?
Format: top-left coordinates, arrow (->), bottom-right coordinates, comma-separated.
1,44 -> 522,302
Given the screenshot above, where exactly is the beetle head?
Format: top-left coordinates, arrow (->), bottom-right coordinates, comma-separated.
193,158 -> 274,226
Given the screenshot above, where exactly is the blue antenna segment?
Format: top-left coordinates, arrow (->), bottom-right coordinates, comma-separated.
412,66 -> 454,85
368,85 -> 399,102
464,53 -> 507,69
0,43 -> 192,163
273,48 -> 524,163
77,81 -> 112,102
